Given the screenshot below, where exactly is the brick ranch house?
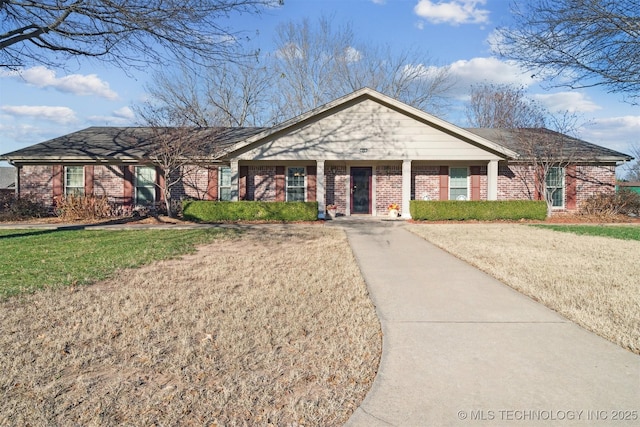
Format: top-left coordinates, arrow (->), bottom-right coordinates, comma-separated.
0,88 -> 632,218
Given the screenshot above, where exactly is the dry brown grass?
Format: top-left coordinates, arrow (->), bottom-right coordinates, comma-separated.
407,224 -> 640,354
0,225 -> 381,426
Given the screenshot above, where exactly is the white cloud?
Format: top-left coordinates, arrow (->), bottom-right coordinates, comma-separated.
577,115 -> 640,156
88,106 -> 137,125
371,0 -> 386,4
275,42 -> 303,60
436,57 -> 534,97
414,0 -> 489,25
532,92 -> 601,113
6,66 -> 118,100
343,46 -> 363,62
1,105 -> 77,124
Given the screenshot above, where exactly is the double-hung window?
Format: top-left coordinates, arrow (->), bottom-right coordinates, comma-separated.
286,167 -> 306,202
218,166 -> 232,201
449,167 -> 469,200
135,166 -> 156,205
546,166 -> 565,208
64,166 -> 84,196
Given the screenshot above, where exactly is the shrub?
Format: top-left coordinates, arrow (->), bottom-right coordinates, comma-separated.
0,193 -> 50,221
410,200 -> 547,221
580,189 -> 640,217
182,201 -> 319,222
55,195 -> 114,221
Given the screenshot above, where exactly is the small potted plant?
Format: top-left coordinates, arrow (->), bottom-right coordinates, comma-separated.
326,204 -> 337,219
388,203 -> 400,218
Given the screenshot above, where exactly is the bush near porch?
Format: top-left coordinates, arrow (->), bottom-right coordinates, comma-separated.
182,200 -> 319,222
410,200 -> 547,221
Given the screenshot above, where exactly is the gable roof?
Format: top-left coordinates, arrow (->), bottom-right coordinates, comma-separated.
221,87 -> 520,160
466,128 -> 632,162
0,127 -> 266,163
0,89 -> 631,165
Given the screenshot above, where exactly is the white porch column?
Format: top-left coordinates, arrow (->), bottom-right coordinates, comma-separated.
316,160 -> 326,219
487,160 -> 498,200
402,159 -> 412,219
230,160 -> 239,201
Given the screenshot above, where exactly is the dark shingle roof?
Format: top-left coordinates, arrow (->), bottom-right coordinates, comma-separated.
1,125 -> 632,164
0,127 -> 266,163
465,128 -> 633,162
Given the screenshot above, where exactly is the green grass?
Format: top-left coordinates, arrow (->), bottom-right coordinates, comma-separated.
0,228 -> 239,298
532,224 -> 640,241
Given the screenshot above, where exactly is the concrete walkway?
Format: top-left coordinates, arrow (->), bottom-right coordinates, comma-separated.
333,219 -> 639,426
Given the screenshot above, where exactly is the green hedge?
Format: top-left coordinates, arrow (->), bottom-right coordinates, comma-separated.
410,200 -> 547,221
182,201 -> 319,222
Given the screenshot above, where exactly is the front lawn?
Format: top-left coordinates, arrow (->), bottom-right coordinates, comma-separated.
0,228 -> 239,298
0,225 -> 381,425
533,224 -> 640,241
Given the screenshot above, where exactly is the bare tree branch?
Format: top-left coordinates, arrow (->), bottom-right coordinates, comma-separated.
0,0 -> 282,70
142,14 -> 455,127
495,0 -> 640,103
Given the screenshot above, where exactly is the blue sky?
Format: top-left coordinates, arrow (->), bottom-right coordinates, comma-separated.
1,0 -> 638,172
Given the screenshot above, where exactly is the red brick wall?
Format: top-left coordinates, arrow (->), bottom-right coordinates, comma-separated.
412,165 -> 440,201
498,164 -> 537,201
326,165 -> 347,214
376,164 -> 402,212
247,166 -> 277,201
17,161 -> 619,213
497,163 -> 617,211
575,165 -> 616,209
93,165 -> 126,205
20,165 -> 54,206
178,166 -> 210,200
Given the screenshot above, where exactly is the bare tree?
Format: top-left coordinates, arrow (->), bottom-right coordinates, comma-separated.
0,0 -> 281,70
143,15 -> 454,127
134,105 -> 218,217
466,83 -> 580,216
143,58 -> 275,128
465,83 -> 546,128
495,0 -> 640,103
271,15 -> 355,121
336,45 -> 454,116
519,113 -> 581,217
271,15 -> 454,119
203,60 -> 275,127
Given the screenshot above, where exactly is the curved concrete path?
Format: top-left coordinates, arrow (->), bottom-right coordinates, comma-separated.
333,219 -> 639,426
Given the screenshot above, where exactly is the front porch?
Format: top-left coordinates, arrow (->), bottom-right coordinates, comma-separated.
228,160 -> 501,219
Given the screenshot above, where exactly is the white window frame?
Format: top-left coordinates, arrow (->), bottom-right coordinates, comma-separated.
64,166 -> 84,196
449,167 -> 469,201
218,166 -> 232,201
135,166 -> 156,206
286,166 -> 306,202
546,166 -> 565,209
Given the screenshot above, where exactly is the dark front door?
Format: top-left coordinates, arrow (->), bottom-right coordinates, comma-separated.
351,167 -> 372,214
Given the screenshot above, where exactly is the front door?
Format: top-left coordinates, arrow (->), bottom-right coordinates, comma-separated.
351,167 -> 372,214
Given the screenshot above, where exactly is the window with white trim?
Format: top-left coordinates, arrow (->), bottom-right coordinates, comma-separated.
218,166 -> 231,201
546,166 -> 565,208
286,167 -> 306,202
135,166 -> 156,205
64,166 -> 84,196
449,167 -> 469,200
